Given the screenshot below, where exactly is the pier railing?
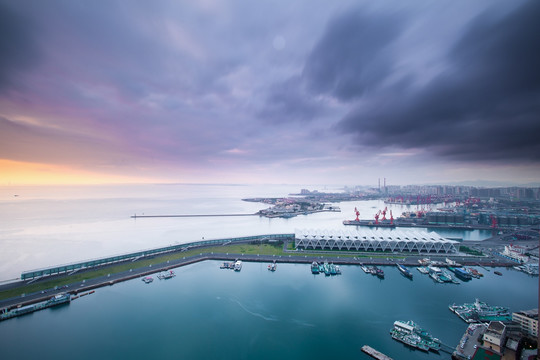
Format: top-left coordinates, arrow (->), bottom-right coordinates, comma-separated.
20,233 -> 294,280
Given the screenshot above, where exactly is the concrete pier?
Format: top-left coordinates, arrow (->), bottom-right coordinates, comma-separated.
361,345 -> 393,360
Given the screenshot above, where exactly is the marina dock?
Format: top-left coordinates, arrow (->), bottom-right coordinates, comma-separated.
361,345 -> 393,360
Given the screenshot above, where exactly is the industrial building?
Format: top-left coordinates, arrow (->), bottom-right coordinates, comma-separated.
294,229 -> 458,253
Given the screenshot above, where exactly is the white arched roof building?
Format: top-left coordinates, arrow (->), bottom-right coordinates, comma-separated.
295,228 -> 459,253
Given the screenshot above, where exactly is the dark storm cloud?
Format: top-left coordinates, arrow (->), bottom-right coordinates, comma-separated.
302,9 -> 404,101
0,2 -> 40,91
257,77 -> 327,123
258,7 -> 404,124
336,1 -> 540,162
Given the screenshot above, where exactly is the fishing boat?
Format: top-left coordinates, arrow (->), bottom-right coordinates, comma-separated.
311,261 -> 320,274
448,267 -> 472,281
397,264 -> 413,279
234,260 -> 242,272
267,261 -> 277,272
142,276 -> 153,283
324,262 -> 331,276
374,266 -> 384,278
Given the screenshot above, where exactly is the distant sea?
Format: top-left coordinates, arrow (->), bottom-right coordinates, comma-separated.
0,183 -> 492,280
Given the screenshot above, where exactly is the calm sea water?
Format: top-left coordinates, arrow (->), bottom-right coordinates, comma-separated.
0,261 -> 537,360
0,184 -> 492,280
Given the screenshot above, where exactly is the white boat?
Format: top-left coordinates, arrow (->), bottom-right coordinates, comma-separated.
446,258 -> 461,266
157,270 -> 175,280
234,260 -> 242,272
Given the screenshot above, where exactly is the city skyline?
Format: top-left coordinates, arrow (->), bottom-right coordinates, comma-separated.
1,0 -> 539,186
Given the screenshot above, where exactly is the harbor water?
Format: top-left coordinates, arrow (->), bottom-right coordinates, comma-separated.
0,261 -> 537,359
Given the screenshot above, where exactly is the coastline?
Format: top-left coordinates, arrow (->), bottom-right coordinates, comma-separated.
0,241 -> 516,312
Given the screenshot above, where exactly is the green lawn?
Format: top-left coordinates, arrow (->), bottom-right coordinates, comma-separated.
459,245 -> 484,256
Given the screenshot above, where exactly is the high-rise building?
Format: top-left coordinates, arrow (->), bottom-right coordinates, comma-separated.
512,309 -> 538,337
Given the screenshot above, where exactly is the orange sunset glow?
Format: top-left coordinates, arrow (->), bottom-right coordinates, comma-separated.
0,159 -> 155,185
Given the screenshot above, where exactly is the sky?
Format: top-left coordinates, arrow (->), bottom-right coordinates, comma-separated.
1,0 -> 539,186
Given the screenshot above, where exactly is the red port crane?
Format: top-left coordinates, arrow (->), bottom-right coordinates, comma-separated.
390,210 -> 394,225
374,210 -> 381,224
381,207 -> 387,221
354,207 -> 360,221
490,215 -> 498,228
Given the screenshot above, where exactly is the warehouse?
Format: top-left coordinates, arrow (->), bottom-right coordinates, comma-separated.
295,229 -> 458,253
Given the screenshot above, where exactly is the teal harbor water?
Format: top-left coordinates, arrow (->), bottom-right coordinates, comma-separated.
0,261 -> 537,360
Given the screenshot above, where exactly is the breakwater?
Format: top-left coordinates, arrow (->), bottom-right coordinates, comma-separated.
131,213 -> 257,218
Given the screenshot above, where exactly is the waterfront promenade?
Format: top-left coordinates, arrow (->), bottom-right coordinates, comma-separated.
0,236 -> 515,311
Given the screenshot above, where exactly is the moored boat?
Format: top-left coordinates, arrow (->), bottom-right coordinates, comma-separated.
390,320 -> 440,352
448,267 -> 472,281
311,261 -> 320,274
157,270 -> 175,280
397,264 -> 413,279
234,260 -> 242,272
374,266 -> 384,278
449,298 -> 511,323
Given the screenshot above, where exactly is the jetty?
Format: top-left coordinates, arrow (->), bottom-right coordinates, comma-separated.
361,345 -> 393,360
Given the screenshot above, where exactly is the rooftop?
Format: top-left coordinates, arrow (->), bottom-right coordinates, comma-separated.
514,309 -> 538,320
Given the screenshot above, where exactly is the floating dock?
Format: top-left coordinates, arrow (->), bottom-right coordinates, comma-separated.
361,345 -> 393,360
